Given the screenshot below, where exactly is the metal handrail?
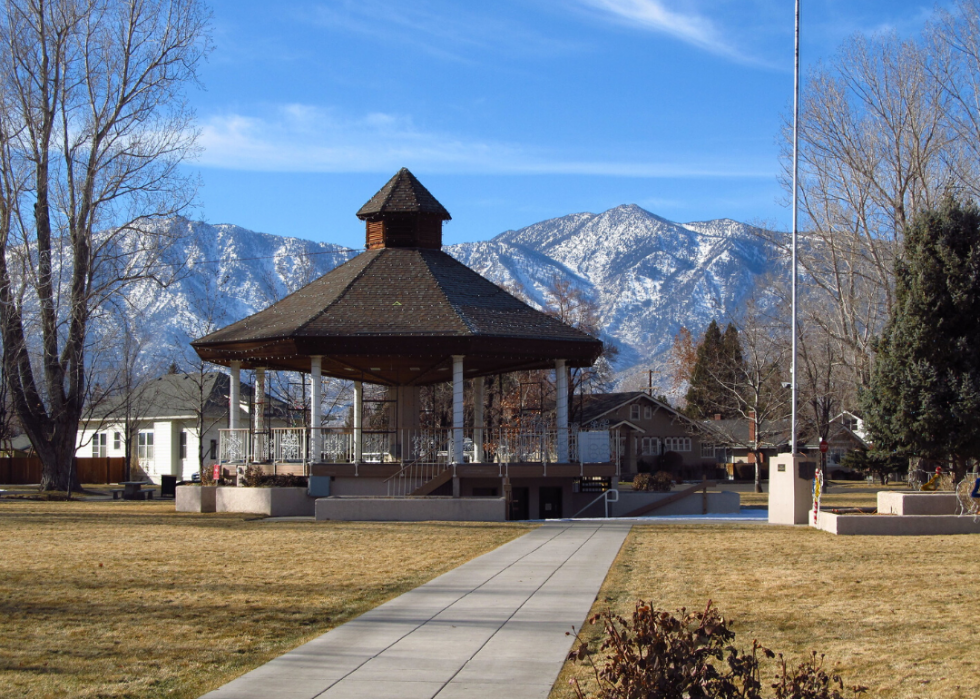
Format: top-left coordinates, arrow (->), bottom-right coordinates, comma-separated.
571,488 -> 619,519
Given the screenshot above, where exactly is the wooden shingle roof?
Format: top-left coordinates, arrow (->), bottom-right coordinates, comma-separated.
193,248 -> 603,385
356,168 -> 451,220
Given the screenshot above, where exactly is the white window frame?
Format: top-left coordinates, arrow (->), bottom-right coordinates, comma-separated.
113,432 -> 121,451
179,430 -> 187,460
664,437 -> 691,453
92,433 -> 107,458
138,431 -> 154,461
630,404 -> 640,420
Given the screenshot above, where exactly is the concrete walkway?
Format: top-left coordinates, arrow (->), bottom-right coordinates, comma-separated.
202,522 -> 631,699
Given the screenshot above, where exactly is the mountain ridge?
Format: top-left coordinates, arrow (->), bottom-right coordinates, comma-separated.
109,204 -> 777,395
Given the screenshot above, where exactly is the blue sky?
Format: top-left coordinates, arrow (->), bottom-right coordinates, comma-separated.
186,0 -> 943,249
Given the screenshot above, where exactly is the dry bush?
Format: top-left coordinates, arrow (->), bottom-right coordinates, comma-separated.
570,600 -> 865,699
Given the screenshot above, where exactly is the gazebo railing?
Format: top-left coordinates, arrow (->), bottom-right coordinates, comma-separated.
218,426 -> 615,471
272,427 -> 307,465
218,428 -> 251,464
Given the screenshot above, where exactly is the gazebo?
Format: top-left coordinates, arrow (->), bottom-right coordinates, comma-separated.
192,169 -> 615,519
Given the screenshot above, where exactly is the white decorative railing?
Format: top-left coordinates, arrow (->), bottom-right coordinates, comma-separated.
273,427 -> 307,464
218,428 -> 250,464
218,426 -> 615,473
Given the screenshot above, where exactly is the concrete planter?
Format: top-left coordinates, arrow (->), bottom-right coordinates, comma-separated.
877,491 -> 959,515
215,486 -> 314,516
316,496 -> 507,522
176,485 -> 217,513
815,510 -> 980,535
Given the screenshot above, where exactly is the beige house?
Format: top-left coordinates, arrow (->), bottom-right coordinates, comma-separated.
578,392 -> 717,480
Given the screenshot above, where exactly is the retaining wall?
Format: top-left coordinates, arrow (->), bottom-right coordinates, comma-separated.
610,490 -> 740,517
316,496 -> 506,522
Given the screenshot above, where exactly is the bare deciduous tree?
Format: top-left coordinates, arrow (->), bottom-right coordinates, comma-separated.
0,0 -> 210,491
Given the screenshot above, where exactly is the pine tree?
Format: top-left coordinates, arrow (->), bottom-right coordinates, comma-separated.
863,197 -> 980,478
684,321 -> 745,419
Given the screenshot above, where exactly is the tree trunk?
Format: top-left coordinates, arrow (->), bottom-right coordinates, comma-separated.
34,423 -> 82,492
754,453 -> 763,493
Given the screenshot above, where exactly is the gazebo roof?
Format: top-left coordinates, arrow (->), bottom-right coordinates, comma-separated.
193,248 -> 602,385
356,168 -> 451,221
192,170 -> 603,386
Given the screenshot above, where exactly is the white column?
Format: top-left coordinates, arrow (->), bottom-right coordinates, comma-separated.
353,380 -> 363,463
556,359 -> 569,463
254,368 -> 266,434
310,356 -> 322,463
229,361 -> 241,429
473,376 -> 485,463
453,355 -> 464,464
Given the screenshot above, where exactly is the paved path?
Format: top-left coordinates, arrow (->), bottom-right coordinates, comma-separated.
202,522 -> 631,699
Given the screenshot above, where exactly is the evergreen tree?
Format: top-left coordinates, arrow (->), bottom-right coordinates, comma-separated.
863,197 -> 980,478
684,321 -> 745,419
685,321 -> 722,418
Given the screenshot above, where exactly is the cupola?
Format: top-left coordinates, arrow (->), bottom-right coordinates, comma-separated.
356,168 -> 451,249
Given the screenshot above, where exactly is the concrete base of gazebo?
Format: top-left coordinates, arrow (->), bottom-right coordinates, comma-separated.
316,496 -> 507,522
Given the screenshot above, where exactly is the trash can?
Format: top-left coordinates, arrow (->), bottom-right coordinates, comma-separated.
160,475 -> 177,499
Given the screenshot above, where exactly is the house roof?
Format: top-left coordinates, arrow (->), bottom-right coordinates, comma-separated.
702,417 -> 795,449
85,373 -> 286,421
356,168 -> 451,220
579,392 -> 695,430
192,247 -> 603,385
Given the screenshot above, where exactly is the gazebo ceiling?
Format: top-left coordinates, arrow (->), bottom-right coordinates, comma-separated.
192,170 -> 603,386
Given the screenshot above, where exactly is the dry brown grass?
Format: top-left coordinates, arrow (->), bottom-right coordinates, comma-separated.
736,481 -> 910,509
0,500 -> 533,699
552,523 -> 980,699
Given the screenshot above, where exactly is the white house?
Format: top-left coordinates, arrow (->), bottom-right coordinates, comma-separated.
76,372 -> 286,483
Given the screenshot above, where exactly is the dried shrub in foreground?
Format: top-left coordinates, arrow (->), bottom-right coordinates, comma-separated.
569,601 -> 867,699
631,472 -> 674,492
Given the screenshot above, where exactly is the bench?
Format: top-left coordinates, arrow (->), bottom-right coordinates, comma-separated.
116,481 -> 155,500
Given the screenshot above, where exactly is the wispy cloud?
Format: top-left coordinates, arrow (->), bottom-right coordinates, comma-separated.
574,0 -> 751,63
303,0 -> 578,63
194,104 -> 771,179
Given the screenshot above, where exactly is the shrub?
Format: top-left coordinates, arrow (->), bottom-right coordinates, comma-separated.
261,474 -> 308,488
569,600 -> 866,699
650,471 -> 674,492
241,464 -> 264,487
660,450 -> 684,475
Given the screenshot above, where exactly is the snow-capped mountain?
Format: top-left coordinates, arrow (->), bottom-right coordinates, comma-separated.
114,207 -> 780,393
450,205 -> 779,384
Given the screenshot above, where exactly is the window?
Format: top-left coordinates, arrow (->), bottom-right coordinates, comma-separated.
643,406 -> 652,420
630,404 -> 640,420
701,442 -> 715,458
209,439 -> 217,460
113,432 -> 121,451
663,437 -> 691,453
138,431 -> 154,460
179,431 -> 187,459
91,433 -> 106,458
639,437 -> 659,456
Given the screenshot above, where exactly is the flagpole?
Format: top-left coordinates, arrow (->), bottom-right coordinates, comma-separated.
791,0 -> 800,455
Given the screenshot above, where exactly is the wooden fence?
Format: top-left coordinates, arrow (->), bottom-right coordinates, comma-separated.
0,457 -> 127,485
